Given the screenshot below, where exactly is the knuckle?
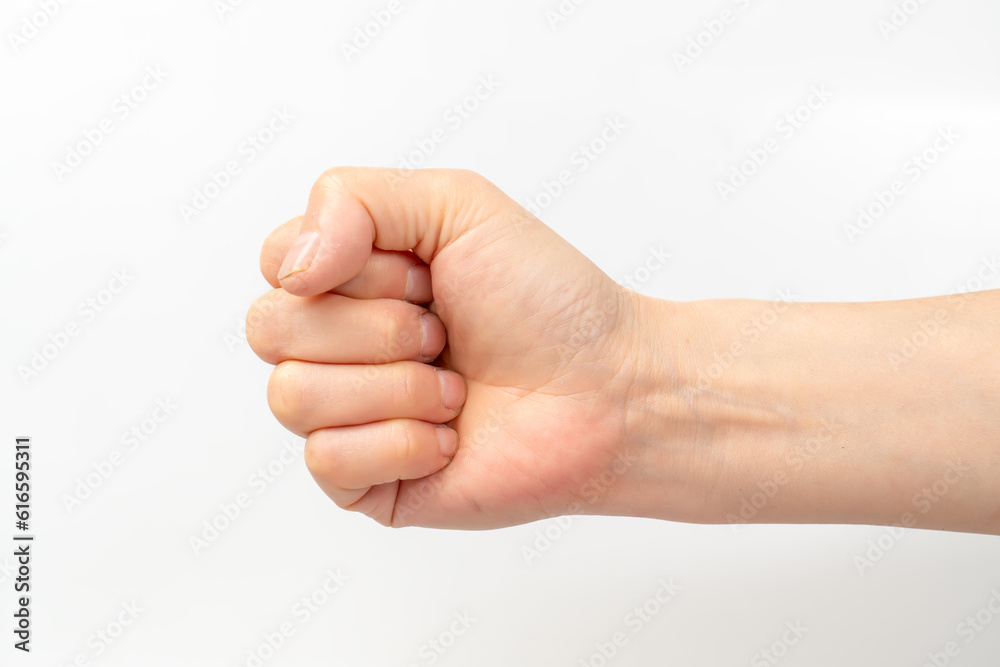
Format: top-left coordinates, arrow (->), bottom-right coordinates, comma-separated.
455,167 -> 484,184
303,435 -> 326,477
303,435 -> 352,503
317,166 -> 360,193
267,361 -> 302,421
454,169 -> 496,195
245,291 -> 284,362
446,169 -> 504,229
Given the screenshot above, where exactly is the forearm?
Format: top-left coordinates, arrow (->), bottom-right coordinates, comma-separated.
622,289 -> 1000,535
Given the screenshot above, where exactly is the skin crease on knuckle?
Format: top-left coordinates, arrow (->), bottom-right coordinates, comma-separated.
379,301 -> 413,361
393,363 -> 417,414
394,422 -> 416,479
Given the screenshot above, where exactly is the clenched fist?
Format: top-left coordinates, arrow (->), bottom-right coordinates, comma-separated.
247,168 -> 651,529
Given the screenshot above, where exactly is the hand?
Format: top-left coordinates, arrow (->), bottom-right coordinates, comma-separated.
247,168 -> 653,529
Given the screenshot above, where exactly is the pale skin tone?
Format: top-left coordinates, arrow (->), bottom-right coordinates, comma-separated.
246,168 -> 1000,535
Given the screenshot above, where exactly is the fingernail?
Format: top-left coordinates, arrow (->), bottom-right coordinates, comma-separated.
404,264 -> 419,302
277,230 -> 320,281
436,425 -> 458,458
404,263 -> 432,303
436,368 -> 464,413
419,312 -> 438,362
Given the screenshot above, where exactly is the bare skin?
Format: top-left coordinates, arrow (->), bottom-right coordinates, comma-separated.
246,168 -> 1000,535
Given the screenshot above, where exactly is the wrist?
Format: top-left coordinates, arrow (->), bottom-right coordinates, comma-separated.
617,291 -> 1000,535
610,292 -> 767,524
616,293 -> 860,527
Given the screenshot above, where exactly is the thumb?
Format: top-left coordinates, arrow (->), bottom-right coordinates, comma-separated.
276,167 -> 495,296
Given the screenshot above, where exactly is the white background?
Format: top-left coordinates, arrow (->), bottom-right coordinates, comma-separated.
3,0 -> 1000,665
